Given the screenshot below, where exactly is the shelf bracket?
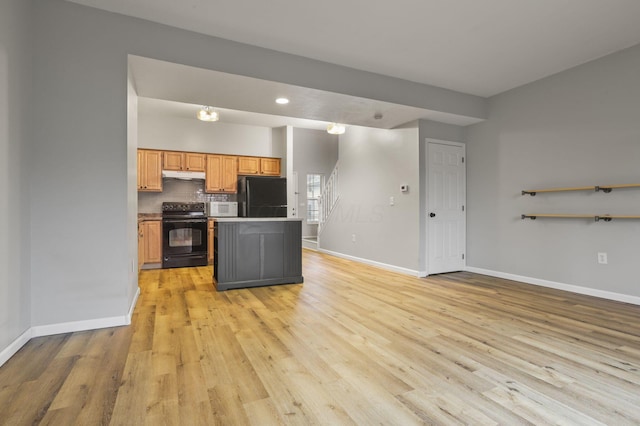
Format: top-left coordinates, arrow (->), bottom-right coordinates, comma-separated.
521,214 -> 537,220
521,191 -> 536,196
595,216 -> 613,222
595,186 -> 613,193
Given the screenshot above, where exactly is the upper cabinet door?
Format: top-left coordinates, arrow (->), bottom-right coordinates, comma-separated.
222,156 -> 238,192
207,155 -> 238,193
137,150 -> 143,190
163,151 -> 206,171
138,149 -> 163,192
260,158 -> 281,176
206,154 -> 223,192
237,157 -> 260,175
163,151 -> 183,171
184,153 -> 206,172
238,156 -> 281,176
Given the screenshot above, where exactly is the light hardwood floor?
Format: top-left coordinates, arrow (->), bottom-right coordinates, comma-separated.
1,249 -> 640,425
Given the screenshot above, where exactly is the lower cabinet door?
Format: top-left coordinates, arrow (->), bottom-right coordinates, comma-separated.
144,221 -> 162,264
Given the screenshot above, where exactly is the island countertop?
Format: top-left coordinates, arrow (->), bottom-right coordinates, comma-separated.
210,217 -> 303,222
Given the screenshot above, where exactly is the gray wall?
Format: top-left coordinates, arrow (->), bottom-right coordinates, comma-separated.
138,102 -> 275,156
292,128 -> 339,237
32,1 -> 133,325
27,0 -> 482,330
319,126 -> 420,272
271,127 -> 287,177
466,43 -> 640,298
0,0 -> 32,357
127,69 -> 139,313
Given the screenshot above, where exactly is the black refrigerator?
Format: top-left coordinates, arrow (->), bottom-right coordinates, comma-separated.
237,176 -> 288,217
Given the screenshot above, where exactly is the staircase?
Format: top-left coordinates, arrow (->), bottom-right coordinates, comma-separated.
318,162 -> 339,235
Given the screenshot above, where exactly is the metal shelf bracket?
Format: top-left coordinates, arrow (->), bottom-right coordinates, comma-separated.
595,186 -> 613,193
594,216 -> 613,222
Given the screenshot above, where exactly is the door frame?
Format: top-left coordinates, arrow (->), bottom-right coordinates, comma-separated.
289,171 -> 298,218
424,139 -> 466,276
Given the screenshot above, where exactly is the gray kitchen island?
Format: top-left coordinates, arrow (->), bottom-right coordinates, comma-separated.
212,217 -> 304,291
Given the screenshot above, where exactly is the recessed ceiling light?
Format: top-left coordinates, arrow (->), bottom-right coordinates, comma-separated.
275,97 -> 289,105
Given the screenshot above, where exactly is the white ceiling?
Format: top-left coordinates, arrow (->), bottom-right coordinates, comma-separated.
70,0 -> 640,130
130,56 -> 483,129
68,0 -> 640,97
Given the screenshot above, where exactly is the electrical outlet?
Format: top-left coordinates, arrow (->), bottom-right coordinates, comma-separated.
351,234 -> 356,243
597,252 -> 608,264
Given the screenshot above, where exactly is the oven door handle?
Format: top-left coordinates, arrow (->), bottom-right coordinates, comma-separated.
163,219 -> 207,224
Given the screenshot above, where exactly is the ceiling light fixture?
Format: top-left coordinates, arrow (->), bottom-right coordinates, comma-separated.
327,123 -> 346,135
196,106 -> 219,122
275,97 -> 290,105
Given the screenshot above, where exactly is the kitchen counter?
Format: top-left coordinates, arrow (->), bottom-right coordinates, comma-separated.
138,213 -> 162,222
213,218 -> 303,291
210,217 -> 302,222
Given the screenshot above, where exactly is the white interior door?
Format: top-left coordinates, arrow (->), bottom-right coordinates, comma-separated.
427,142 -> 465,274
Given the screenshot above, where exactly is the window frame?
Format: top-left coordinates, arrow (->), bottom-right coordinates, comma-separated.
306,173 -> 324,224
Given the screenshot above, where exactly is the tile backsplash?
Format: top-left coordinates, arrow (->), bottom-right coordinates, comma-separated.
138,178 -> 235,213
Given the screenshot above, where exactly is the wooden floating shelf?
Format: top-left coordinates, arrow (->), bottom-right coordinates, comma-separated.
522,183 -> 640,196
521,214 -> 640,222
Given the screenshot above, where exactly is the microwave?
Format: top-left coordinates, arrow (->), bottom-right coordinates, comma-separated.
206,201 -> 238,217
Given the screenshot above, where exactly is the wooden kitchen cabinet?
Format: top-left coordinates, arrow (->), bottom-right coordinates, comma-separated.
163,151 -> 206,172
144,221 -> 162,264
208,219 -> 215,264
162,151 -> 182,171
138,220 -> 162,266
138,223 -> 144,271
237,156 -> 261,175
238,156 -> 281,176
137,149 -> 163,191
206,155 -> 237,193
185,153 -> 207,171
260,157 -> 281,176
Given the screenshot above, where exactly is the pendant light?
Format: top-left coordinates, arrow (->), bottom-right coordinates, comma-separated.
197,106 -> 219,122
327,123 -> 346,135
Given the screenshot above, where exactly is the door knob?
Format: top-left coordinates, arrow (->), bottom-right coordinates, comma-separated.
429,212 -> 436,218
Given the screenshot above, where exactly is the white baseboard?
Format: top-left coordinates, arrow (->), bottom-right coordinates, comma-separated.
465,266 -> 640,306
0,328 -> 33,367
126,287 -> 140,324
318,248 -> 421,277
0,287 -> 141,367
31,315 -> 129,338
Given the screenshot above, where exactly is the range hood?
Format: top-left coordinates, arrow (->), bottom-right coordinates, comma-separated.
161,170 -> 206,180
